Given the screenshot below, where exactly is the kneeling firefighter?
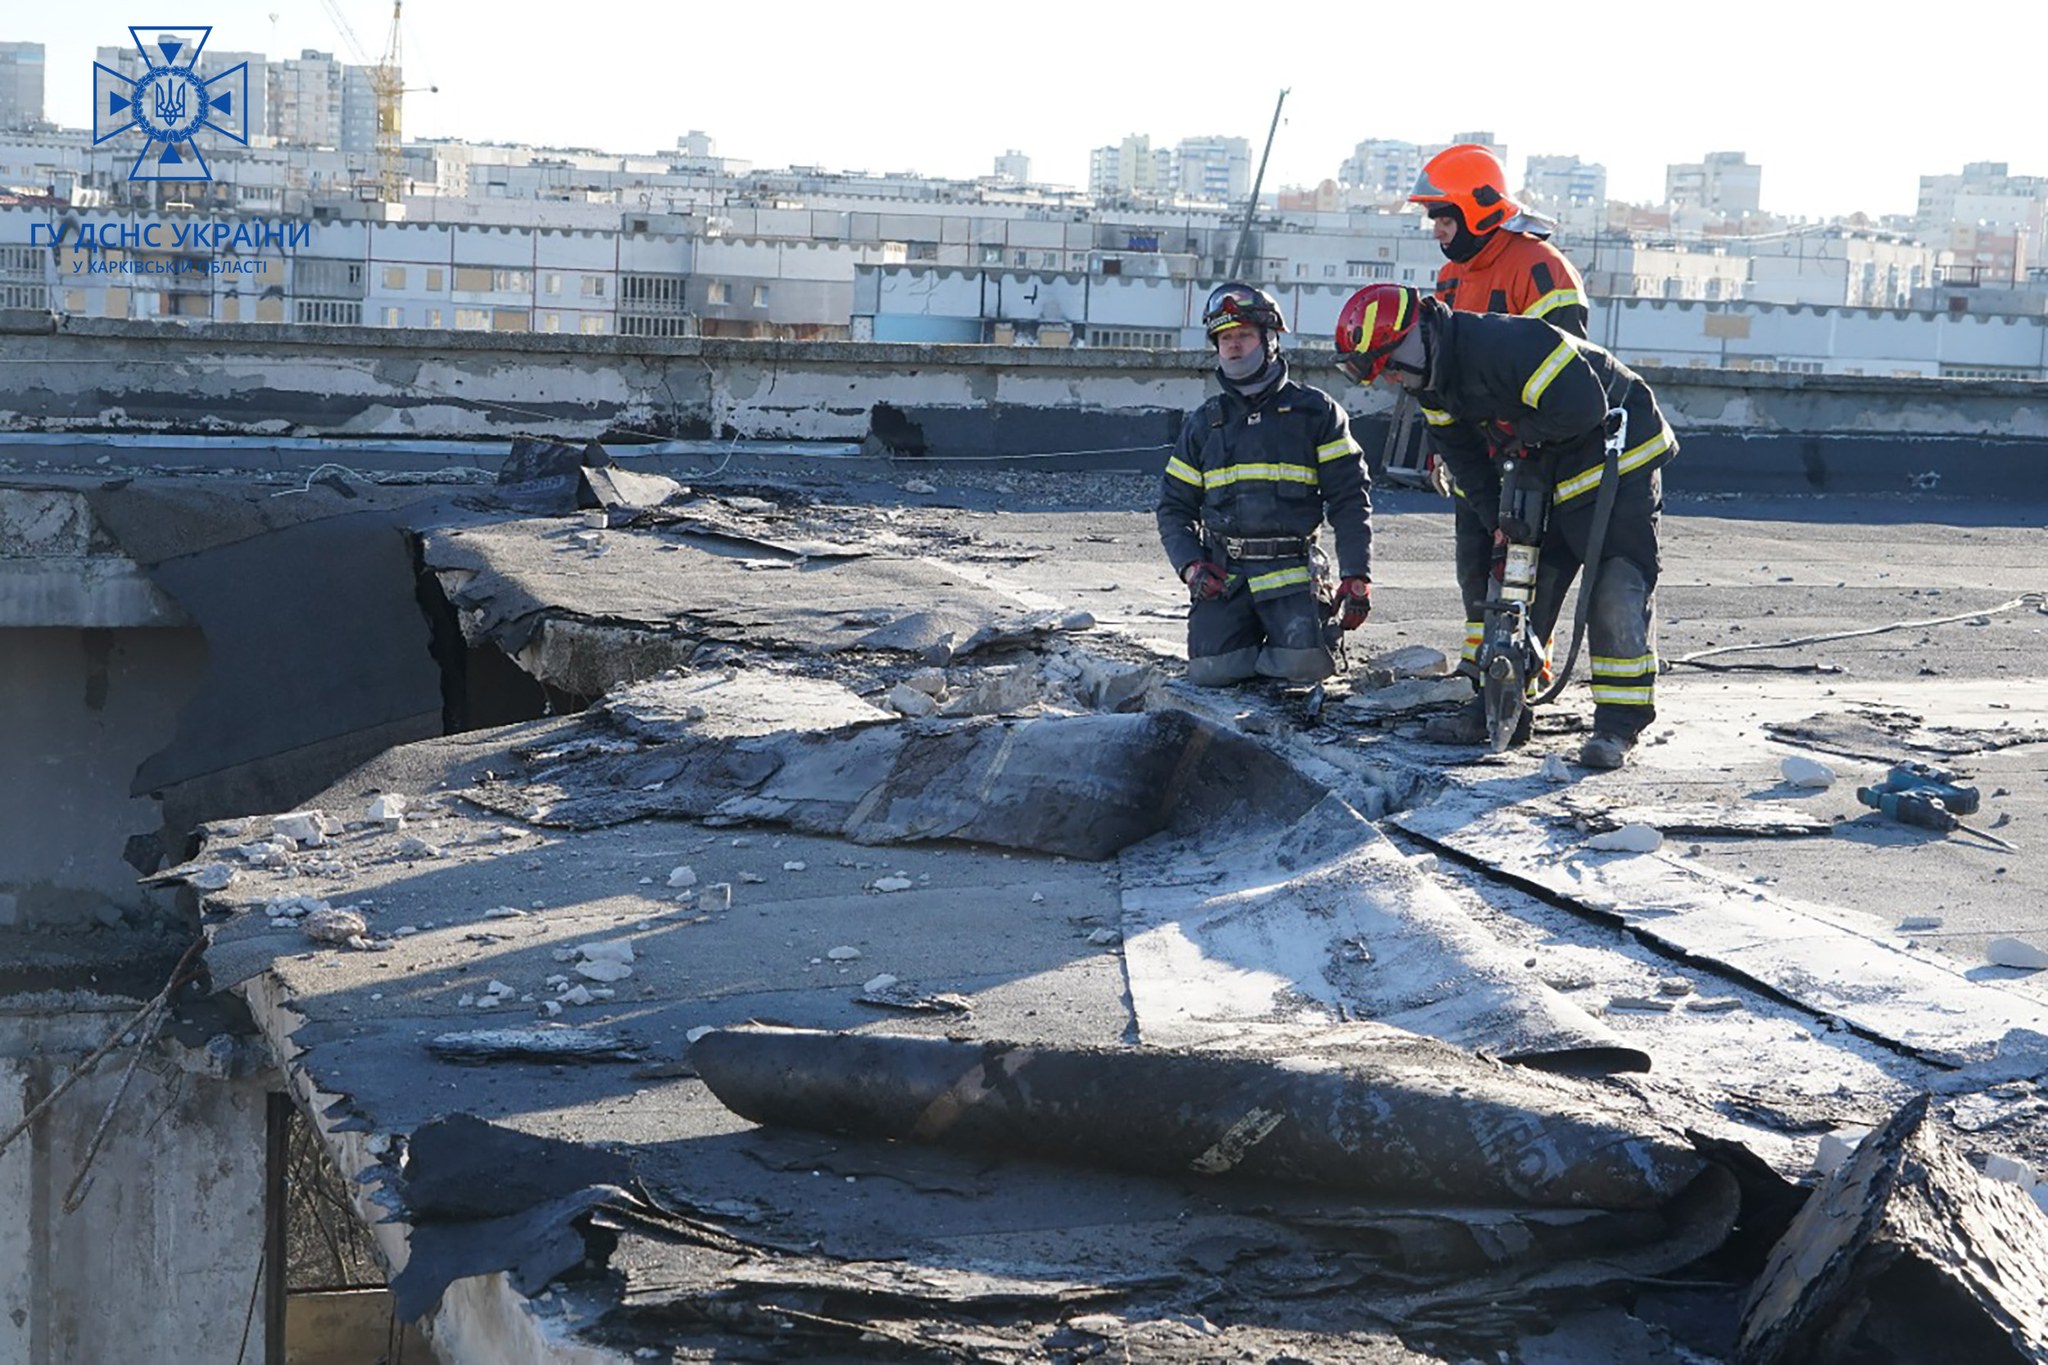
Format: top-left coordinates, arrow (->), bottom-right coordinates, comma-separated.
1156,282 -> 1375,687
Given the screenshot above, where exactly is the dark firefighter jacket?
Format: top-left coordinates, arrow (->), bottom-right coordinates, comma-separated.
1157,360 -> 1372,600
1417,305 -> 1676,515
1434,229 -> 1589,339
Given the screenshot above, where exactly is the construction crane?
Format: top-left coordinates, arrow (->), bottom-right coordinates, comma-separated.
318,0 -> 434,205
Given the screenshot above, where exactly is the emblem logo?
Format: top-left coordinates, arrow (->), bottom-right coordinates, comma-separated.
93,27 -> 250,181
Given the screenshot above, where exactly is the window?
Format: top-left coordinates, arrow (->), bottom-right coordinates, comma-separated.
706,281 -> 730,305
426,267 -> 444,291
383,265 -> 405,289
1324,264 -> 1337,277
454,307 -> 490,330
545,273 -> 561,295
427,308 -> 442,328
491,310 -> 530,332
580,274 -> 606,298
1088,327 -> 1177,349
64,288 -> 85,312
294,298 -> 362,325
541,312 -> 560,333
752,285 -> 770,308
453,266 -> 492,291
383,306 -> 402,326
579,315 -> 606,335
492,269 -> 532,292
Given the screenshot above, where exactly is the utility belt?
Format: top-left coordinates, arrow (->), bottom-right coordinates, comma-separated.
1210,533 -> 1314,562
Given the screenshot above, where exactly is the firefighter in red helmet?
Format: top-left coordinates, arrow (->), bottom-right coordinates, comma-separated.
1335,283 -> 1676,768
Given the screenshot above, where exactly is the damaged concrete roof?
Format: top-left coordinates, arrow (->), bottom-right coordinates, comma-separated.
130,455 -> 2048,1362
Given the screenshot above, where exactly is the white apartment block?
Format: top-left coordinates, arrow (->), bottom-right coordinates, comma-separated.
1173,136 -> 1250,205
1666,151 -> 1763,221
1523,154 -> 1607,235
0,42 -> 44,132
1339,139 -> 1422,206
992,150 -> 1031,185
1088,135 -> 1173,199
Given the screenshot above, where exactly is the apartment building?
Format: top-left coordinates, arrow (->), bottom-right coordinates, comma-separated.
0,42 -> 43,132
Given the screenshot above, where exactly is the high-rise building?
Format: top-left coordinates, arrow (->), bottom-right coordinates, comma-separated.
992,149 -> 1031,185
1174,136 -> 1249,204
265,50 -> 381,151
1666,151 -> 1761,219
0,42 -> 45,131
1340,139 -> 1422,203
1523,155 -> 1607,210
1088,134 -> 1171,200
92,40 -> 268,141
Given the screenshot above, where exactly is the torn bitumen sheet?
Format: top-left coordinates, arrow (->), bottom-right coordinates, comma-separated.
1766,708 -> 2048,763
1122,792 -> 1647,1070
459,708 -> 1331,862
691,1026 -> 1701,1208
1557,796 -> 1834,838
417,514 -> 1096,663
1395,792 -> 2048,1067
1738,1093 -> 2048,1363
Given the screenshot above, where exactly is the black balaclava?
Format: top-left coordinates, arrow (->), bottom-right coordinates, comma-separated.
1217,324 -> 1283,397
1429,205 -> 1490,264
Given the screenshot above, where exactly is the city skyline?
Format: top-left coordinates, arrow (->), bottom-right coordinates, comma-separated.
5,0 -> 2041,221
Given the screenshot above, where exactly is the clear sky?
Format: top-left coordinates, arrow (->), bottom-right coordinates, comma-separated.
16,1 -> 2041,222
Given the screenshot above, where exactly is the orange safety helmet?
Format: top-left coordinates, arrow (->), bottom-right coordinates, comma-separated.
1333,284 -> 1422,385
1409,144 -> 1520,236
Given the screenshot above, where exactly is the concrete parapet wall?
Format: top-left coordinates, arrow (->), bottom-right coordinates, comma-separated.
0,319 -> 2045,488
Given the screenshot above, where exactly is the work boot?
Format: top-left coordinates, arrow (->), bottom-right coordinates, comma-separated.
1578,731 -> 1636,770
1420,695 -> 1532,748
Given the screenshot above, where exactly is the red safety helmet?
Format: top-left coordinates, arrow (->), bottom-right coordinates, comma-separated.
1409,144 -> 1520,236
1202,281 -> 1287,342
1333,284 -> 1422,385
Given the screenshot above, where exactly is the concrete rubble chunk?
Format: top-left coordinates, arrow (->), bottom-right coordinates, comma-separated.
186,862 -> 237,891
578,940 -> 635,965
783,860 -> 806,871
1369,644 -> 1454,679
1586,823 -> 1664,853
272,810 -> 331,847
1540,755 -> 1572,784
575,960 -> 634,982
667,864 -> 697,889
1780,755 -> 1836,789
395,835 -> 442,859
303,907 -> 367,944
1074,657 -> 1160,712
902,478 -> 936,494
826,945 -> 862,961
1343,676 -> 1474,714
887,683 -> 939,718
872,875 -> 913,893
902,668 -> 948,697
1985,1153 -> 2037,1187
367,793 -> 408,826
561,986 -> 594,1006
1813,1126 -> 1870,1176
1988,937 -> 2048,970
862,973 -> 899,992
939,669 -> 1042,717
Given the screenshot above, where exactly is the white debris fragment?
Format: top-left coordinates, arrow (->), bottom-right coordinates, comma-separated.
263,894 -> 329,920
783,860 -> 806,872
1369,644 -> 1454,678
887,683 -> 939,717
303,907 -> 367,944
685,1025 -> 715,1043
1031,892 -> 1045,903
1657,977 -> 1696,997
738,871 -> 765,884
1605,995 -> 1675,1014
367,793 -> 408,827
1343,676 -> 1473,714
561,986 -> 594,1006
863,973 -> 899,992
486,980 -> 513,997
1987,937 -> 2048,971
667,865 -> 698,889
1814,1127 -> 1871,1176
578,940 -> 635,966
902,478 -> 937,494
826,945 -> 862,961
903,668 -> 948,697
1408,853 -> 1438,874
575,960 -> 632,982
232,839 -> 295,867
482,906 -> 527,920
1780,756 -> 1836,790
395,835 -> 442,859
1586,824 -> 1663,853
272,810 -> 330,847
541,1000 -> 564,1018
185,862 -> 237,891
1087,928 -> 1122,946
582,509 -> 610,529
1540,754 -> 1573,784
872,875 -> 913,893
1985,1153 -> 2038,1187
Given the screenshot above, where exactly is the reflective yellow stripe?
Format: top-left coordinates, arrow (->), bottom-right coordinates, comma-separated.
1204,462 -> 1318,489
1421,407 -> 1454,426
1521,338 -> 1577,408
1591,653 -> 1659,675
1524,288 -> 1584,319
1247,565 -> 1312,593
1166,456 -> 1203,486
1554,425 -> 1673,501
1590,685 -> 1655,705
1316,435 -> 1361,462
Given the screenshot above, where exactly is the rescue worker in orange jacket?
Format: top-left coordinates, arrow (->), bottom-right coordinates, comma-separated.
1334,283 -> 1676,769
1410,143 -> 1588,339
1409,144 -> 1595,733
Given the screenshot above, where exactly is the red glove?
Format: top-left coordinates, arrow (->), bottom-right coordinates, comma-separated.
1182,560 -> 1227,601
1335,577 -> 1372,630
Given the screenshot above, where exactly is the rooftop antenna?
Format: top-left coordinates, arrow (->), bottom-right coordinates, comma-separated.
1225,88 -> 1288,282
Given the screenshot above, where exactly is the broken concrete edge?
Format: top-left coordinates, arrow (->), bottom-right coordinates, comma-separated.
236,970 -> 622,1362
